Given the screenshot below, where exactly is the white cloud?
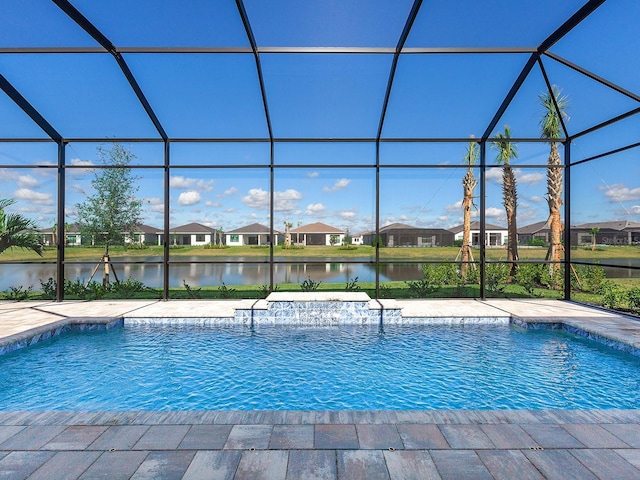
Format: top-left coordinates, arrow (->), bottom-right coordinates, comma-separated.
145,197 -> 164,213
323,178 -> 351,192
170,176 -> 214,192
629,205 -> 640,214
17,175 -> 39,188
307,171 -> 320,178
516,169 -> 545,184
242,188 -> 302,212
485,207 -> 504,219
223,187 -> 238,196
600,183 -> 640,203
445,200 -> 464,213
305,203 -> 326,215
528,195 -> 546,203
13,188 -> 54,205
339,210 -> 356,219
178,191 -> 201,206
485,169 -> 503,182
69,158 -> 95,174
205,200 -> 222,207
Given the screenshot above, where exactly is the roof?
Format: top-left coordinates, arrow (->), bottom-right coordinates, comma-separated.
134,223 -> 160,234
169,223 -> 216,234
448,221 -> 507,234
572,220 -> 640,231
291,222 -> 344,234
517,221 -> 549,235
227,223 -> 273,234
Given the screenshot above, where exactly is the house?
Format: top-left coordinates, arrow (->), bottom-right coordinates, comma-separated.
40,223 -> 82,246
517,221 -> 550,245
448,221 -> 508,247
226,223 -> 279,246
571,220 -> 640,246
290,222 -> 345,246
124,224 -> 161,246
362,223 -> 455,247
164,222 -> 218,246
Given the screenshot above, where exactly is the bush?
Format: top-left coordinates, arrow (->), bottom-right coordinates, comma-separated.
39,277 -> 57,300
301,277 -> 321,292
485,263 -> 509,295
2,285 -> 33,301
111,278 -> 150,298
526,238 -> 547,247
626,288 -> 640,315
515,263 -> 544,296
217,282 -> 236,299
345,277 -> 360,291
577,263 -> 607,293
601,281 -> 626,310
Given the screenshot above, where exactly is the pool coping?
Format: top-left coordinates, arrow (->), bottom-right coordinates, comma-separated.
1,298 -> 639,357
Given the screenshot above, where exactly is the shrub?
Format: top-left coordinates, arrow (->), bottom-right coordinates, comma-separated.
111,278 -> 150,298
485,263 -> 509,295
183,279 -> 201,299
579,263 -> 607,293
301,277 -> 321,292
601,281 -> 626,310
39,277 -> 57,300
218,282 -> 236,299
345,277 -> 360,291
627,288 -> 640,315
515,263 -> 544,296
2,285 -> 33,301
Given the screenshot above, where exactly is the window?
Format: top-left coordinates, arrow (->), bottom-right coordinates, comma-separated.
230,234 -> 239,242
196,234 -> 205,242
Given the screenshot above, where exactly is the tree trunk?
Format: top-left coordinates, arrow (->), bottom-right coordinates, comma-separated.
503,165 -> 518,277
460,169 -> 476,281
545,142 -> 563,277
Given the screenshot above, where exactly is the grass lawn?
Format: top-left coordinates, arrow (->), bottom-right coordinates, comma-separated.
4,244 -> 640,262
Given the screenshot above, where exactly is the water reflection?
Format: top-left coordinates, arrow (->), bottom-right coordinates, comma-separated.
1,258 -> 638,291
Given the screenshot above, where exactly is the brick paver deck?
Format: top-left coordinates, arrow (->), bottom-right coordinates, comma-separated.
0,298 -> 639,478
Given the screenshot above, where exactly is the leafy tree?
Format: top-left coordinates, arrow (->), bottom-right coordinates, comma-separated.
76,143 -> 142,255
492,125 -> 519,276
460,138 -> 478,281
329,234 -> 339,246
75,144 -> 142,285
343,229 -> 353,246
0,198 -> 43,256
539,85 -> 569,276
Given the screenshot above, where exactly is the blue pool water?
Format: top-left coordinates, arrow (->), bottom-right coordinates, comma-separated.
1,324 -> 639,410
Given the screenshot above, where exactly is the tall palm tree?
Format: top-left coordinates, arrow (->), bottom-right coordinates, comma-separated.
492,125 -> 519,276
539,85 -> 569,276
283,221 -> 293,247
460,138 -> 478,281
0,198 -> 43,256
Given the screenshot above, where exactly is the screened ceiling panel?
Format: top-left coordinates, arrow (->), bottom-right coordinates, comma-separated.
244,0 -> 414,47
383,54 -> 530,138
571,113 -> 640,163
551,0 -> 640,95
262,54 -> 393,138
0,92 -> 50,139
0,54 -> 158,138
0,0 -> 97,47
125,54 -> 268,138
70,0 -> 250,48
541,57 -> 640,136
489,63 -> 557,140
405,0 -> 587,48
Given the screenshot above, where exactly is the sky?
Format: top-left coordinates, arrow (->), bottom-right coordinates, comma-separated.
0,0 -> 639,235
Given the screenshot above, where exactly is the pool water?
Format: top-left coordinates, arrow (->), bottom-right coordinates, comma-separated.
2,325 -> 639,410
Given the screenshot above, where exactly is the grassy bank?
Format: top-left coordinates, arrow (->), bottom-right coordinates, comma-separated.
3,244 -> 640,262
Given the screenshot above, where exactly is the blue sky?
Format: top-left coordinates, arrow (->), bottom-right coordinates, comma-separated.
1,0 -> 639,234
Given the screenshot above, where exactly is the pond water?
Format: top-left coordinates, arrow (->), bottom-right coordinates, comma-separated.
1,257 -> 639,291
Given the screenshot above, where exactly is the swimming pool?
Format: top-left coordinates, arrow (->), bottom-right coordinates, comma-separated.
2,324 -> 639,410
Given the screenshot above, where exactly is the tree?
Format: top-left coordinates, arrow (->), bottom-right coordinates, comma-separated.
343,229 -> 353,246
329,234 -> 339,246
539,85 -> 569,276
283,221 -> 293,247
460,138 -> 478,281
590,227 -> 600,251
492,125 -> 519,277
75,143 -> 142,285
0,198 -> 43,256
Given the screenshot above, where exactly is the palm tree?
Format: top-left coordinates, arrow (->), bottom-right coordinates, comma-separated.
590,227 -> 600,251
0,198 -> 43,256
539,85 -> 569,276
460,138 -> 478,281
284,221 -> 293,247
492,125 -> 519,276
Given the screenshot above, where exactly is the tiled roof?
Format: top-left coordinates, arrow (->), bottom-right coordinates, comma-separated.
517,221 -> 549,234
227,223 -> 273,234
573,220 -> 640,231
291,222 -> 344,234
170,222 -> 216,234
